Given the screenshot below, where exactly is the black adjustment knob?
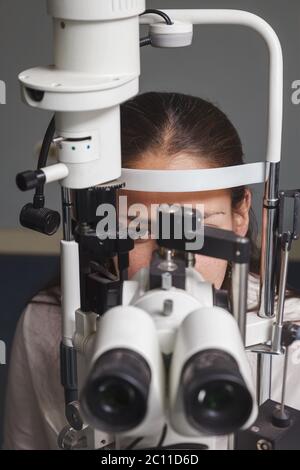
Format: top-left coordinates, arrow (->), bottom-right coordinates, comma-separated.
20,203 -> 61,236
272,408 -> 291,428
16,170 -> 46,191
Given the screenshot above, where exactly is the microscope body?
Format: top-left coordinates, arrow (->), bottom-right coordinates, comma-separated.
19,0 -> 145,189
76,262 -> 257,449
16,0 -> 300,451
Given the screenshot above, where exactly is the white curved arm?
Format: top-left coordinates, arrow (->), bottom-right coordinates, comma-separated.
140,9 -> 283,164
121,162 -> 266,192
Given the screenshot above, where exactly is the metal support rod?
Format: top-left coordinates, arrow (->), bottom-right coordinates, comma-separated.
231,262 -> 248,344
256,353 -> 273,405
256,353 -> 262,404
259,162 -> 280,318
60,187 -> 81,431
277,240 -> 290,325
61,187 -> 73,242
272,236 -> 290,353
60,186 -> 80,347
280,348 -> 289,416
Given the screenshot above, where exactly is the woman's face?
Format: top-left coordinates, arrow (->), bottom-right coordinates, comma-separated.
121,154 -> 251,289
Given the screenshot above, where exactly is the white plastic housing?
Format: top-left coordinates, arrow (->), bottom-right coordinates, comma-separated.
19,0 -> 145,188
121,267 -> 213,354
42,162 -> 69,184
61,240 -> 81,347
149,21 -> 193,48
55,108 -> 122,188
84,305 -> 165,437
47,0 -> 146,21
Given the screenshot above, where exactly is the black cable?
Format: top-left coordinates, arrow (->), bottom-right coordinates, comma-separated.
140,36 -> 152,47
124,437 -> 144,450
140,9 -> 173,25
156,424 -> 168,448
139,9 -> 173,48
37,116 -> 55,170
124,424 -> 167,450
34,115 -> 56,204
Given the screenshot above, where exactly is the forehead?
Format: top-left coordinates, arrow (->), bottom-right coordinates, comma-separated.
121,152 -> 232,210
120,189 -> 232,211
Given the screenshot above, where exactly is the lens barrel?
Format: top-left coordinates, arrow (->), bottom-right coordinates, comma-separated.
81,348 -> 151,433
181,349 -> 253,435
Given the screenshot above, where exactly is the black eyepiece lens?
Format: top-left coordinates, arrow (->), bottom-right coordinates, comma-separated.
81,348 -> 151,433
182,350 -> 253,435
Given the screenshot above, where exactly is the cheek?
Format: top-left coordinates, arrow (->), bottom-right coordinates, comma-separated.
197,214 -> 233,287
129,247 -> 228,288
213,214 -> 234,231
128,241 -> 156,278
127,215 -> 233,286
195,255 -> 228,289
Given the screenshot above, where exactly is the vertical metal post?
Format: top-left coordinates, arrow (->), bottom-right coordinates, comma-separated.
231,262 -> 249,343
258,162 -> 280,318
61,187 -> 73,241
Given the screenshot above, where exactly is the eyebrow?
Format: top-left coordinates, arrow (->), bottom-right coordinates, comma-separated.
203,211 -> 226,219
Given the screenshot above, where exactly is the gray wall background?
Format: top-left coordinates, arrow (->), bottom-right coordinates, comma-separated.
0,0 -> 299,228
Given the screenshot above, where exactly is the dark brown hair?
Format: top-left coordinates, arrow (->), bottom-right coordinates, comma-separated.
120,91 -> 260,281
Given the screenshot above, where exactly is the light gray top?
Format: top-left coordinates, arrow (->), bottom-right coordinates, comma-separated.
3,275 -> 300,450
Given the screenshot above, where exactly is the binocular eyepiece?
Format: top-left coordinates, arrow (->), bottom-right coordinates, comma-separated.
80,305 -> 257,438
181,349 -> 253,435
82,348 -> 151,433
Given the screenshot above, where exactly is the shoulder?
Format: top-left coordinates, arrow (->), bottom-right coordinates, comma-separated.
29,285 -> 61,307
18,286 -> 62,366
17,285 -> 64,401
7,287 -> 66,449
247,273 -> 300,322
